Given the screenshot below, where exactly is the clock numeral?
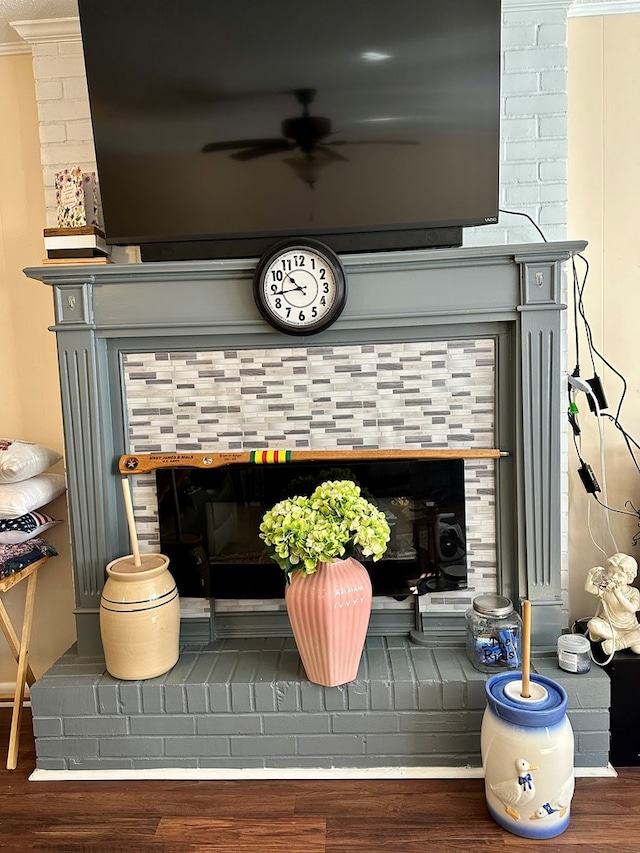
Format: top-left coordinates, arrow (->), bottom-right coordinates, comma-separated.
274,297 -> 282,309
298,310 -> 305,322
322,283 -> 329,294
293,254 -> 305,267
312,306 -> 318,318
319,268 -> 326,280
320,295 -> 326,306
270,270 -> 284,283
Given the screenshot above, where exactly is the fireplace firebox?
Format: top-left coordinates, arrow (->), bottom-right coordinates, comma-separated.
156,457 -> 467,604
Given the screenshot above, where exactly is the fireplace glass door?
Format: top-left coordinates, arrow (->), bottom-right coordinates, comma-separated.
155,458 -> 467,602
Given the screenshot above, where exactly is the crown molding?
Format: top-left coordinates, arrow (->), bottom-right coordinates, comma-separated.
0,41 -> 30,56
9,17 -> 81,45
569,1 -> 640,15
502,0 -> 574,10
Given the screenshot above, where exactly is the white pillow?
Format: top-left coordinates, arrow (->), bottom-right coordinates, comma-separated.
0,473 -> 66,518
0,439 -> 62,484
0,511 -> 62,544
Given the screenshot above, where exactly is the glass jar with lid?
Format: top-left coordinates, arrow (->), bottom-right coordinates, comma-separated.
466,594 -> 522,673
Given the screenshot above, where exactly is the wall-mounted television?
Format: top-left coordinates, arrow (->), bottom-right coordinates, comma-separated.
77,0 -> 501,261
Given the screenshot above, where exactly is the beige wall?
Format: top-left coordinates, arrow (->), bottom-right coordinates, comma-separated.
0,53 -> 75,685
568,13 -> 640,626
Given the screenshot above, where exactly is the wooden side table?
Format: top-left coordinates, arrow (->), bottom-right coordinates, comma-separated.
0,556 -> 48,770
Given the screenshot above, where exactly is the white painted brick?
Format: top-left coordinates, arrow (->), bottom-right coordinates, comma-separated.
541,70 -> 568,92
501,117 -> 537,140
505,138 -> 566,160
503,47 -> 567,72
500,71 -> 540,96
39,123 -> 67,144
35,80 -> 63,101
66,120 -> 95,142
32,54 -> 62,80
505,183 -> 542,205
38,99 -> 91,122
58,41 -> 84,58
501,24 -> 537,48
44,187 -> 57,208
41,141 -> 97,166
539,115 -> 568,138
32,53 -> 86,81
539,223 -> 566,241
539,160 -> 567,182
31,42 -> 59,58
503,8 -> 567,27
537,24 -> 567,46
500,162 -> 539,184
538,204 -> 568,225
505,93 -> 567,116
62,77 -> 90,100
538,183 -> 567,203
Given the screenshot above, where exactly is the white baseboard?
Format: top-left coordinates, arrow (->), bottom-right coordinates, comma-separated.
29,764 -> 617,783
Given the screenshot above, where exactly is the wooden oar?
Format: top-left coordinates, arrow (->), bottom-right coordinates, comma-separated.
118,446 -> 506,475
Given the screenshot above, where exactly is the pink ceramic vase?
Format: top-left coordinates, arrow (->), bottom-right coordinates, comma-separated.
285,556 -> 373,687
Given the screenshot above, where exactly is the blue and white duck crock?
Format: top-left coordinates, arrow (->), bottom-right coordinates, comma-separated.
481,672 -> 574,840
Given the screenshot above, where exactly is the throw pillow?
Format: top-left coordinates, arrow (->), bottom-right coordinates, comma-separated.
0,438 -> 62,484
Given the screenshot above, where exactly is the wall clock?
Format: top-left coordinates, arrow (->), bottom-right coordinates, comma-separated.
253,239 -> 347,335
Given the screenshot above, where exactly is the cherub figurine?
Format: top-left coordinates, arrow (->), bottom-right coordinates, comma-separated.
585,553 -> 640,655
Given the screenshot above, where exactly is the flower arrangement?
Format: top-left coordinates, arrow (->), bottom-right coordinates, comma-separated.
259,479 -> 391,577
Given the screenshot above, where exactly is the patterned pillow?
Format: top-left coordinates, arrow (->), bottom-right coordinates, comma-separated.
0,439 -> 62,484
0,511 -> 62,545
0,539 -> 58,580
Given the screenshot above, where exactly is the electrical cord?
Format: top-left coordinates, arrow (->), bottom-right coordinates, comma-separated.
498,208 -> 548,242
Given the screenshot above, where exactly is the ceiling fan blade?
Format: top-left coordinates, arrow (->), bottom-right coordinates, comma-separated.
230,141 -> 297,161
315,145 -> 349,162
326,139 -> 420,147
201,137 -> 286,153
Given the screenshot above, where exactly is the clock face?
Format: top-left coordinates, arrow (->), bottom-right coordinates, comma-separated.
254,240 -> 347,335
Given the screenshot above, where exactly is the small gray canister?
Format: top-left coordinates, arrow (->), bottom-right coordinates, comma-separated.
557,633 -> 591,673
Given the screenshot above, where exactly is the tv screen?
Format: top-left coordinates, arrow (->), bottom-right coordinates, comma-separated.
78,0 -> 501,260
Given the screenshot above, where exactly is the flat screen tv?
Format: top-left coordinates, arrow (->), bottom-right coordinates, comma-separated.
77,0 -> 501,261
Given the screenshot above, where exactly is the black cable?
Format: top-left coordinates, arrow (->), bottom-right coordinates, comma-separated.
574,253 -> 628,421
570,257 -> 581,375
592,493 -> 640,520
573,254 -> 597,374
498,208 -> 548,242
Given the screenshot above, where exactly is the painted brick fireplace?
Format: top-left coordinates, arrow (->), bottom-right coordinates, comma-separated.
23,240 -> 611,776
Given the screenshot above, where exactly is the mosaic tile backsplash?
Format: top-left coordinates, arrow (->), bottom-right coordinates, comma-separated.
123,339 -> 497,616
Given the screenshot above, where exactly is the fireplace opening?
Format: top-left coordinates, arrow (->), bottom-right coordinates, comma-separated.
155,458 -> 467,602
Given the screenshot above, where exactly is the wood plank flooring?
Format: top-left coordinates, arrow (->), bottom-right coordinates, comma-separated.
1,707 -> 640,852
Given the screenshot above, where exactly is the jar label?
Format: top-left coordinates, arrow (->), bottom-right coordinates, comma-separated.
474,628 -> 520,667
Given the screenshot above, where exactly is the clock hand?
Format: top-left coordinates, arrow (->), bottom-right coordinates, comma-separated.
285,272 -> 306,293
272,285 -> 307,296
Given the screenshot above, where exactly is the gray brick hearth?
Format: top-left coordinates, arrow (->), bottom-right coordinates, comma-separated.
31,640 -> 610,774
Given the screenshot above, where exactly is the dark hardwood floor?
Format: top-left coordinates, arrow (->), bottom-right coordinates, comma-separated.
1,707 -> 639,852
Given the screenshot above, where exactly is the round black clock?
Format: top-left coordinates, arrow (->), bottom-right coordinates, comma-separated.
253,239 -> 347,335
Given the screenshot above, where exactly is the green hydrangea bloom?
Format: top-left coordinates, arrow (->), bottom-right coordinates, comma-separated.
259,479 -> 391,578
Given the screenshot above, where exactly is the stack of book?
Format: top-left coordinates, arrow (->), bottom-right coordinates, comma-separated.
43,226 -> 111,264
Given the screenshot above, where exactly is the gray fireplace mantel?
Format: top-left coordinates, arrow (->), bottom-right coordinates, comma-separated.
25,240 -> 587,656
